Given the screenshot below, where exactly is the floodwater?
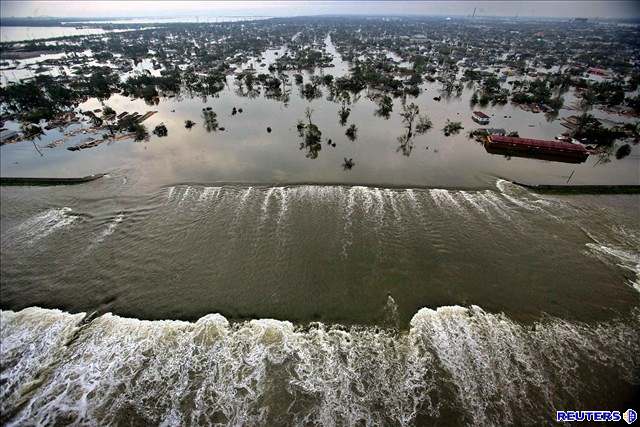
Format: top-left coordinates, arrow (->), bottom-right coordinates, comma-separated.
1,37 -> 638,188
1,32 -> 639,425
0,26 -> 113,42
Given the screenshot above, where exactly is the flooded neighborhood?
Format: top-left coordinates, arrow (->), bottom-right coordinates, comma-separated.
1,1 -> 639,425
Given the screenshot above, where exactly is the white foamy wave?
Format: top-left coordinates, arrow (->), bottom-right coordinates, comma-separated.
587,243 -> 640,292
404,189 -> 419,209
384,189 -> 402,222
166,186 -> 176,202
11,207 -> 78,244
429,189 -> 466,215
276,187 -> 288,224
0,308 -> 85,416
198,186 -> 223,203
2,306 -> 638,426
96,213 -> 124,243
495,179 -> 540,211
459,191 -> 491,216
261,187 -> 276,217
410,305 -> 640,425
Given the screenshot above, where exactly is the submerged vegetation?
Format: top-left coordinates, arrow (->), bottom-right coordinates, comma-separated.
443,120 -> 463,136
297,108 -> 322,159
0,15 -> 637,166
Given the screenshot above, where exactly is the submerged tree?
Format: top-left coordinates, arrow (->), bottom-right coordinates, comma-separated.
345,124 -> 358,141
375,95 -> 393,118
202,107 -> 219,132
416,115 -> 433,134
342,157 -> 355,170
297,107 -> 322,159
396,103 -> 432,156
443,120 -> 463,136
132,123 -> 149,141
572,113 -> 624,146
338,104 -> 351,126
301,82 -> 322,100
153,123 -> 168,137
102,106 -> 117,136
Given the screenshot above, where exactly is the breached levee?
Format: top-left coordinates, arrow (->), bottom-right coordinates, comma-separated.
1,306 -> 638,426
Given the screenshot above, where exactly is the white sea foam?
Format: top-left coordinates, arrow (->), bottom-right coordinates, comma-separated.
166,186 -> 176,202
96,213 -> 124,243
12,207 -> 78,244
276,187 -> 288,224
0,308 -> 86,416
587,243 -> 640,292
495,179 -> 540,211
429,189 -> 465,215
477,191 -> 512,219
261,187 -> 276,217
459,191 -> 491,216
198,186 -> 222,203
341,187 -> 359,257
178,186 -> 193,205
404,189 -> 419,209
2,306 -> 637,426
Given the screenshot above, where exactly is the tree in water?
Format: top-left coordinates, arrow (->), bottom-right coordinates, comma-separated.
342,157 -> 355,170
132,123 -> 149,141
416,115 -> 433,134
375,95 -> 393,118
202,107 -> 219,132
443,120 -> 463,136
345,124 -> 358,141
102,105 -> 116,136
153,123 -> 168,137
338,104 -> 351,126
470,91 -> 479,106
396,102 -> 432,156
297,107 -> 322,159
337,91 -> 351,126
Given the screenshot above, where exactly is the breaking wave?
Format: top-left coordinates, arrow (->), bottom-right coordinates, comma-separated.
96,213 -> 125,243
585,227 -> 640,293
1,305 -> 638,426
6,207 -> 78,244
162,182 -> 558,225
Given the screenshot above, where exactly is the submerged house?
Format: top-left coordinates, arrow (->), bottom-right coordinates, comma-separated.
472,111 -> 490,125
0,129 -> 19,145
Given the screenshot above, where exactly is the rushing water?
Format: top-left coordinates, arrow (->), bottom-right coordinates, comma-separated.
1,177 -> 639,424
1,305 -> 638,425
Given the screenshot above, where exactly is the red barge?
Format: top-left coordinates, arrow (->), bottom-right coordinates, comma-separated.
485,134 -> 589,163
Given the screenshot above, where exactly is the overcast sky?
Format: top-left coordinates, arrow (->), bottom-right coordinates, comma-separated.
2,1 -> 639,19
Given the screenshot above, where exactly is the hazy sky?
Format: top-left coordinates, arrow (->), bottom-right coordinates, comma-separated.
2,1 -> 639,19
